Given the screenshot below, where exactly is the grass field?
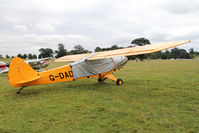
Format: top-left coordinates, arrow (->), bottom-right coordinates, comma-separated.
0,59 -> 199,133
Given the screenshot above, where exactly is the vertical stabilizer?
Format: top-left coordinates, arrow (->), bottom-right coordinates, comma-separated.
8,57 -> 40,87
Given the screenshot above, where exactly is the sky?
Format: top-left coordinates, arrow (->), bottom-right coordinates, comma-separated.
0,0 -> 199,56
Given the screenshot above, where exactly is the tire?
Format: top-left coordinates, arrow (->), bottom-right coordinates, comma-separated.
98,78 -> 103,82
116,79 -> 123,85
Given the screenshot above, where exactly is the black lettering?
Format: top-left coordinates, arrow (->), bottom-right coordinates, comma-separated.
49,75 -> 55,81
59,73 -> 64,79
69,71 -> 73,77
65,72 -> 69,78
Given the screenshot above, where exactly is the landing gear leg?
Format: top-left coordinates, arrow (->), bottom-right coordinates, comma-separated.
104,73 -> 124,85
16,87 -> 25,94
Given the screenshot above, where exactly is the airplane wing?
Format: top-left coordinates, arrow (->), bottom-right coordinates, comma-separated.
55,40 -> 190,62
55,53 -> 91,62
87,40 -> 191,60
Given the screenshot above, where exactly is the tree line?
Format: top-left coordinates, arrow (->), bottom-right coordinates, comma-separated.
37,44 -> 91,59
0,38 -> 198,60
0,44 -> 91,59
0,53 -> 38,59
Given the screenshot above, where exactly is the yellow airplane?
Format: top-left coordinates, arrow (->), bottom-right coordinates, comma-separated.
8,40 -> 190,94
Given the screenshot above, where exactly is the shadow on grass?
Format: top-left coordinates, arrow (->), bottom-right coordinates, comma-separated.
16,81 -> 115,97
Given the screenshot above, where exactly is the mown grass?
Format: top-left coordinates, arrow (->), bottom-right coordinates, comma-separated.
0,59 -> 199,133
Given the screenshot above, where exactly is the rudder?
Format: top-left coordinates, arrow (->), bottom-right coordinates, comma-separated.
8,57 -> 40,87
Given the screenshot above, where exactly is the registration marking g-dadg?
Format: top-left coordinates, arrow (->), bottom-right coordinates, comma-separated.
49,71 -> 73,81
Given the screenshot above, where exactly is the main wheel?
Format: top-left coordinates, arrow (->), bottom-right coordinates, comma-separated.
116,79 -> 123,85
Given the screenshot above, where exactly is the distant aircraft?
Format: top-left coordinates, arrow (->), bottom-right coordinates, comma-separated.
0,57 -> 50,73
8,40 -> 190,94
0,61 -> 9,74
25,57 -> 50,71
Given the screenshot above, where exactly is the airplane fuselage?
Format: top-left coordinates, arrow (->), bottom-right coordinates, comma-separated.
9,56 -> 128,87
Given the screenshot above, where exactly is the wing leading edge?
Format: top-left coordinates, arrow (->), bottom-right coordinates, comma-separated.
55,53 -> 91,62
55,40 -> 190,62
87,40 -> 191,60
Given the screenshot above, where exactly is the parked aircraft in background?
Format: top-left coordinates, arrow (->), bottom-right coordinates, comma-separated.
25,57 -> 50,70
0,57 -> 50,74
0,61 -> 9,74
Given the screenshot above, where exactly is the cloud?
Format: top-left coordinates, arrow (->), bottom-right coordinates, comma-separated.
162,0 -> 199,14
0,0 -> 199,56
145,26 -> 199,41
36,23 -> 56,32
144,26 -> 199,50
13,25 -> 28,32
0,33 -> 97,56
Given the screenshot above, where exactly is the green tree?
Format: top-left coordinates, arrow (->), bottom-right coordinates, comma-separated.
189,48 -> 194,54
150,51 -> 162,59
95,47 -> 102,52
110,45 -> 119,49
195,51 -> 199,55
179,49 -> 189,58
5,54 -> 10,58
0,54 -> 3,58
171,48 -> 179,59
32,54 -> 37,59
170,48 -> 190,59
39,48 -> 54,58
28,53 -> 33,59
131,37 -> 151,47
69,44 -> 90,54
74,44 -> 85,54
161,50 -> 171,59
189,48 -> 195,59
23,54 -> 27,59
38,54 -> 42,59
165,50 -> 171,59
131,37 -> 151,61
17,54 -> 23,58
55,43 -> 67,58
95,45 -> 122,52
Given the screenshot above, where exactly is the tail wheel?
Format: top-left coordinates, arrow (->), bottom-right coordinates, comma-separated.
98,78 -> 103,82
116,79 -> 123,85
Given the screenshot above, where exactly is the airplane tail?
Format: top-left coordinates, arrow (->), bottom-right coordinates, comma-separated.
8,57 -> 40,87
